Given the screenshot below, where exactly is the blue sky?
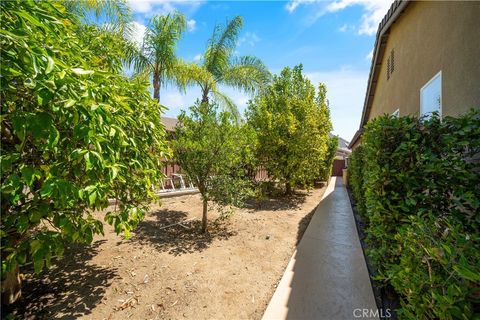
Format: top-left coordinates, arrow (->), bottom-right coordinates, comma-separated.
126,0 -> 393,141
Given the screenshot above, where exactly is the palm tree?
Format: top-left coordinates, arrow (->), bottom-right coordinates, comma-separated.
66,0 -> 133,34
132,12 -> 188,103
191,16 -> 271,117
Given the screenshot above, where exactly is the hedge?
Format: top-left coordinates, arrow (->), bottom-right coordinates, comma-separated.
348,144 -> 366,216
348,110 -> 480,319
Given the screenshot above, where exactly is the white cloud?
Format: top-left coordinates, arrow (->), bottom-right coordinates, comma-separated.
193,53 -> 202,62
161,87 -> 201,117
127,0 -> 203,16
326,0 -> 392,35
238,32 -> 261,47
339,24 -> 348,32
127,0 -> 169,13
285,0 -> 314,13
187,19 -> 196,32
129,21 -> 147,48
365,49 -> 373,60
305,67 -> 368,141
285,0 -> 393,36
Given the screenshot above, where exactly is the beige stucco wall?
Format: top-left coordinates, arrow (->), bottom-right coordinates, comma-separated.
369,1 -> 480,120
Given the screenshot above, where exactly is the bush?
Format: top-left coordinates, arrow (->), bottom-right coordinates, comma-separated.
246,65 -> 333,194
172,102 -> 255,232
1,0 -> 167,302
318,136 -> 338,182
348,144 -> 366,216
349,110 -> 480,319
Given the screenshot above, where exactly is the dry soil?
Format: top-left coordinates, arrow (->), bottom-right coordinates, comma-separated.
9,186 -> 326,320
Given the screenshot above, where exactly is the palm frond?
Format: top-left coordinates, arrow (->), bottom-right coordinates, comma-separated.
211,89 -> 241,122
144,11 -> 186,64
131,49 -> 152,75
220,55 -> 272,96
128,11 -> 187,100
176,62 -> 217,91
203,16 -> 243,79
66,0 -> 133,33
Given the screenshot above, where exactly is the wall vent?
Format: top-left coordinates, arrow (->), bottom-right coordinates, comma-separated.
387,49 -> 395,80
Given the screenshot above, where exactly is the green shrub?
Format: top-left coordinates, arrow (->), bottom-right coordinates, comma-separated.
0,0 -> 167,300
246,65 -> 333,194
348,144 -> 366,216
318,136 -> 338,182
351,110 -> 480,319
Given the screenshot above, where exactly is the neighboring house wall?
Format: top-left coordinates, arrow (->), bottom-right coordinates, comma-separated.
369,1 -> 480,119
350,137 -> 362,150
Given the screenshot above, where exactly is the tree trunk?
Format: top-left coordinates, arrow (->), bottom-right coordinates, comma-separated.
153,71 -> 160,103
201,87 -> 209,105
1,265 -> 22,304
285,181 -> 292,195
201,199 -> 208,233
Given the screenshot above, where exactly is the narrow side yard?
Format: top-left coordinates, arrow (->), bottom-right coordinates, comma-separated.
9,186 -> 326,320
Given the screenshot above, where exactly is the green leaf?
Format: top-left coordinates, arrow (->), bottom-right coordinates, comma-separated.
64,99 -> 76,108
45,56 -> 55,74
71,68 -> 94,75
88,190 -> 97,206
20,166 -> 41,186
40,180 -> 54,198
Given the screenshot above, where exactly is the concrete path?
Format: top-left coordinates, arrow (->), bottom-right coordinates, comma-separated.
262,177 -> 378,320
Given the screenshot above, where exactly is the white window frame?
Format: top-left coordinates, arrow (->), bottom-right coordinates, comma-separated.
420,71 -> 442,117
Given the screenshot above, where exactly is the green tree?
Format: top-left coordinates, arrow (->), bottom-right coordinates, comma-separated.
190,16 -> 271,117
0,0 -> 167,303
247,65 -> 334,194
65,0 -> 133,34
132,11 -> 192,103
172,102 -> 253,233
319,135 -> 338,181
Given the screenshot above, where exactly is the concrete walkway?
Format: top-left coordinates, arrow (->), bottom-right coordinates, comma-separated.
262,177 -> 378,320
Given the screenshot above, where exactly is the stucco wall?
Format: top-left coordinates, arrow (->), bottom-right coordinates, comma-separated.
369,1 -> 480,119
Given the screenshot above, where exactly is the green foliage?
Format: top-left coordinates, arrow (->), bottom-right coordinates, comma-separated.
247,65 -> 335,192
348,144 -> 366,216
318,135 -> 338,181
190,16 -> 271,117
132,11 -> 189,103
172,102 -> 254,231
65,0 -> 133,34
1,0 -> 167,278
349,111 -> 480,319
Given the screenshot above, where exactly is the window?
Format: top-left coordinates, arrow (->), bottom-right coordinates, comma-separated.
392,109 -> 399,117
420,71 -> 442,117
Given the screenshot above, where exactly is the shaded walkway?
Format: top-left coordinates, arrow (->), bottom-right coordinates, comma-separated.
262,177 -> 378,320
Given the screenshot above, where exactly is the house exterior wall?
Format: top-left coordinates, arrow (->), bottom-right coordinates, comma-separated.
369,1 -> 480,120
349,136 -> 362,150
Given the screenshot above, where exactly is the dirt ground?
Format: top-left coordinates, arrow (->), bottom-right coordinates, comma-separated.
8,185 -> 326,320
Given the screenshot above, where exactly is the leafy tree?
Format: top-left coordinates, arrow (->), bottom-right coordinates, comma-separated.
189,16 -> 271,117
172,102 -> 253,232
0,0 -> 167,303
247,65 -> 334,194
318,135 -> 338,181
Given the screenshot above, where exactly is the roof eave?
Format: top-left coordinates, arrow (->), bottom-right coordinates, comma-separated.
354,1 -> 410,140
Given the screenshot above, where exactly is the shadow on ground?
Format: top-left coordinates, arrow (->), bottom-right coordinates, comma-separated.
244,191 -> 308,212
295,204 -> 318,245
131,209 -> 236,255
3,240 -> 118,320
